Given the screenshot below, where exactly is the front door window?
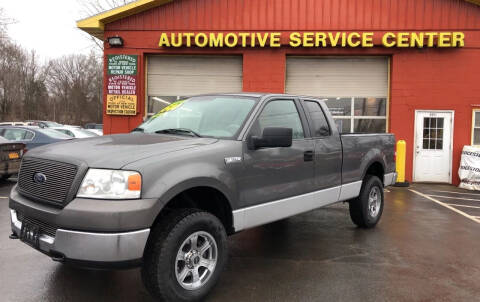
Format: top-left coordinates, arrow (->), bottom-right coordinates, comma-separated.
250,100 -> 305,139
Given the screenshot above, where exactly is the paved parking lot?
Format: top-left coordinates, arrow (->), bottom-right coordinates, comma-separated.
409,184 -> 480,224
1,180 -> 480,302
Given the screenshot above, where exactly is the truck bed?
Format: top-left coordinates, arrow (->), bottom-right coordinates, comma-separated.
340,133 -> 396,185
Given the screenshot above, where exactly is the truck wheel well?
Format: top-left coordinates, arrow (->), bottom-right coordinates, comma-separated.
161,187 -> 234,234
365,162 -> 384,184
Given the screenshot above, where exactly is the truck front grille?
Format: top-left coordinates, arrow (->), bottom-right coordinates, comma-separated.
18,157 -> 78,206
17,212 -> 58,238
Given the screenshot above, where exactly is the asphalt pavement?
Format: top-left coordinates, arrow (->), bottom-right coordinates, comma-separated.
1,180 -> 479,302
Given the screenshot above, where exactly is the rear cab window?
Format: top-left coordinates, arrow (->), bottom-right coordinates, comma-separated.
303,100 -> 331,137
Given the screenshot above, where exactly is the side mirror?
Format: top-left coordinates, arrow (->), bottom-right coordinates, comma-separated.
318,126 -> 330,137
248,127 -> 293,150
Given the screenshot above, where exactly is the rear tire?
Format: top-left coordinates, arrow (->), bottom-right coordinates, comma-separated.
141,209 -> 227,302
349,175 -> 384,228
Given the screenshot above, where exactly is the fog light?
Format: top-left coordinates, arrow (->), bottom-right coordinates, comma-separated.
108,36 -> 124,47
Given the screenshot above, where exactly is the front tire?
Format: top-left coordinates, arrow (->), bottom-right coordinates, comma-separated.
349,175 -> 384,228
142,209 -> 227,302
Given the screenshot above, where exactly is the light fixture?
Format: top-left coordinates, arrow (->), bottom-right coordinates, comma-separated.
107,36 -> 124,47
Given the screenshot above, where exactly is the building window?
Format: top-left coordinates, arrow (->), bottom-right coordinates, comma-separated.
472,110 -> 480,145
324,97 -> 387,133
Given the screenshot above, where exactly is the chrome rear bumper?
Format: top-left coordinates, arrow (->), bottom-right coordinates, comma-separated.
384,172 -> 398,187
10,209 -> 150,264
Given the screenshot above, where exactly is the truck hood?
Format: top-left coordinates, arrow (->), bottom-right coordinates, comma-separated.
26,133 -> 218,169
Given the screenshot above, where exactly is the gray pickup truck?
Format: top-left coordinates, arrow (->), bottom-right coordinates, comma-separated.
9,93 -> 396,301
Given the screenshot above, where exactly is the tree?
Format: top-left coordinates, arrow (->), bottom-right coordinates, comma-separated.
79,0 -> 136,17
0,41 -> 55,122
77,0 -> 136,50
0,7 -> 15,40
45,52 -> 103,125
0,6 -> 103,124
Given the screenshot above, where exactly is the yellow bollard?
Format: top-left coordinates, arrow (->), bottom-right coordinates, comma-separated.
394,140 -> 409,187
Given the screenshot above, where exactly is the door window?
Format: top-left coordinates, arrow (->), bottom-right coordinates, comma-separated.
251,100 -> 305,139
422,117 -> 444,150
24,131 -> 34,140
304,101 -> 330,137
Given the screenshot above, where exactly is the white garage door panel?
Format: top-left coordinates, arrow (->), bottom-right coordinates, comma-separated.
147,56 -> 243,96
286,57 -> 388,97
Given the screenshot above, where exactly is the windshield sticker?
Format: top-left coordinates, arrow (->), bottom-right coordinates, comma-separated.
151,100 -> 185,119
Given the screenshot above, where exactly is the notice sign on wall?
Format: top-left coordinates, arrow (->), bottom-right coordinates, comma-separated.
107,55 -> 138,75
106,55 -> 138,116
106,95 -> 137,115
107,75 -> 137,95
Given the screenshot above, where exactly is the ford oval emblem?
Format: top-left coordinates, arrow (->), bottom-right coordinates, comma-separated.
33,173 -> 47,184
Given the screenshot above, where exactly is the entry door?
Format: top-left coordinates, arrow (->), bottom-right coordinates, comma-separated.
413,111 -> 453,183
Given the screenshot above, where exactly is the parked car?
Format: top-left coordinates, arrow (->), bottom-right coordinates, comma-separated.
85,123 -> 103,136
62,125 -> 82,129
26,120 -> 63,128
8,93 -> 396,301
85,123 -> 103,130
0,126 -> 72,151
52,127 -> 99,138
87,129 -> 103,136
0,122 -> 29,126
0,137 -> 24,180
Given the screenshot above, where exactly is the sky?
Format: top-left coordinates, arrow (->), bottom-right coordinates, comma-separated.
0,0 -> 99,60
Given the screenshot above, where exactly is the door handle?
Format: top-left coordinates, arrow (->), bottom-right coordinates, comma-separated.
304,150 -> 314,162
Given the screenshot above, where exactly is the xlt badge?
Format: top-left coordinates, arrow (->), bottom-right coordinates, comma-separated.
224,157 -> 242,165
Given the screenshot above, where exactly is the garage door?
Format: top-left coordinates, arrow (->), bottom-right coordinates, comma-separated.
286,57 -> 388,133
147,56 -> 243,115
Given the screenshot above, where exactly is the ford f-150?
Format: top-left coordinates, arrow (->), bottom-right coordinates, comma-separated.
9,93 -> 396,301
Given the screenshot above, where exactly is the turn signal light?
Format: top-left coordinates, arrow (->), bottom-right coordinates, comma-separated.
128,173 -> 142,191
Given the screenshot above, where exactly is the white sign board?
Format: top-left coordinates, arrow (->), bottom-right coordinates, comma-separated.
458,146 -> 480,191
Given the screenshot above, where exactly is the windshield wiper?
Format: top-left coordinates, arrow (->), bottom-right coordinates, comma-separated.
155,128 -> 202,138
131,127 -> 144,132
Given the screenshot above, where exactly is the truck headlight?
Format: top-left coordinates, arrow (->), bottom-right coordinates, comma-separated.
77,169 -> 142,199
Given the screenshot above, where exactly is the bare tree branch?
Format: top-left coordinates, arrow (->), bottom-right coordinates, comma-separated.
76,0 -> 136,51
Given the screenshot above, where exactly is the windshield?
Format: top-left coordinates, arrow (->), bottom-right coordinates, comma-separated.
137,96 -> 257,138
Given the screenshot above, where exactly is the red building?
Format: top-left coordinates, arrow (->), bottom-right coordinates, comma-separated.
78,0 -> 480,185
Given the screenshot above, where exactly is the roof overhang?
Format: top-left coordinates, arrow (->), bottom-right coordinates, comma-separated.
77,0 -> 172,40
466,0 -> 480,5
77,0 -> 480,40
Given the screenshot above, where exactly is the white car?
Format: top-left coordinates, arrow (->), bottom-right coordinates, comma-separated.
86,129 -> 103,136
0,122 -> 30,126
52,127 -> 99,138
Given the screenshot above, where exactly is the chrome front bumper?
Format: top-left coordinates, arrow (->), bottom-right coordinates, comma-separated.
10,209 -> 150,263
